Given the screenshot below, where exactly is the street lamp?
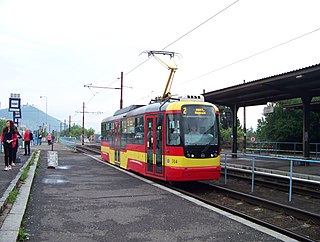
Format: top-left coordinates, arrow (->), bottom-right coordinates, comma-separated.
40,96 -> 47,132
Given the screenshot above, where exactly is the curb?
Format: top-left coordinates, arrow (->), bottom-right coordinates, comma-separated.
0,150 -> 40,242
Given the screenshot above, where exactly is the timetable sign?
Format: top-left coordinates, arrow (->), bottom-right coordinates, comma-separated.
14,111 -> 21,119
9,98 -> 21,112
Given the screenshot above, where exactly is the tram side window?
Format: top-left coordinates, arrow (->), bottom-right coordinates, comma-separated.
166,114 -> 181,146
133,116 -> 144,144
104,122 -> 110,142
101,122 -> 111,142
101,123 -> 106,141
121,120 -> 127,150
110,122 -> 114,148
126,118 -> 135,144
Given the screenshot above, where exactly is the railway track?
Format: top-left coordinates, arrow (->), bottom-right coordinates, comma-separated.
168,181 -> 320,241
77,145 -> 320,241
222,169 -> 320,200
76,144 -> 101,154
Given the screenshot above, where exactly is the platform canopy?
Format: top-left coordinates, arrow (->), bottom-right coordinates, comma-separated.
203,63 -> 320,107
203,63 -> 320,158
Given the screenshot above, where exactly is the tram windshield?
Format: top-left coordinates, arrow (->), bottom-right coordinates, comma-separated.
182,105 -> 218,146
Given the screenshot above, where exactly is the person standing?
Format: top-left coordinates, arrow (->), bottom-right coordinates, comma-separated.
23,127 -> 31,155
47,133 -> 52,145
12,126 -> 22,166
38,133 -> 42,145
1,120 -> 17,171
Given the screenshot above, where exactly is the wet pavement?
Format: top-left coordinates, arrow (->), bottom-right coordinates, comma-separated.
0,143 -> 298,241
10,145 -> 298,241
0,149 -> 29,197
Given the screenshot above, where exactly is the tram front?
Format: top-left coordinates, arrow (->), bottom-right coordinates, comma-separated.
165,97 -> 221,181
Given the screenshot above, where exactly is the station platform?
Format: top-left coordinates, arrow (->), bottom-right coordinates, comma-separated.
1,143 -> 296,241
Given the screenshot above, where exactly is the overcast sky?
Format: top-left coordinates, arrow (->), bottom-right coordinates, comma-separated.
0,0 -> 319,132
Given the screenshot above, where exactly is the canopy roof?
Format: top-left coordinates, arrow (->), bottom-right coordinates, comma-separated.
203,63 -> 320,107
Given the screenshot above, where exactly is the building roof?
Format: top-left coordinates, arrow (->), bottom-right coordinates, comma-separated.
203,63 -> 320,107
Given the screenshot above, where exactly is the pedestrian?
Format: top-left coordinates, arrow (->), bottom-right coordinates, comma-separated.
23,127 -> 31,155
12,126 -> 22,166
38,133 -> 42,145
47,133 -> 52,145
1,120 -> 18,171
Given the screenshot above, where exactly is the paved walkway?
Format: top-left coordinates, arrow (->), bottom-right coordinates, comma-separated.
1,143 -> 295,241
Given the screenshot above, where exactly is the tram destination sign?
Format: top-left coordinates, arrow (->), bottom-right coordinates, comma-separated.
182,105 -> 213,116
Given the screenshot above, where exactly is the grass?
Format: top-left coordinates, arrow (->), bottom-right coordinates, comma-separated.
7,188 -> 19,204
18,150 -> 41,241
19,152 -> 36,183
18,227 -> 31,241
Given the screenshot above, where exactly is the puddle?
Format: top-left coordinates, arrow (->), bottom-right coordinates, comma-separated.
42,175 -> 69,184
54,165 -> 72,170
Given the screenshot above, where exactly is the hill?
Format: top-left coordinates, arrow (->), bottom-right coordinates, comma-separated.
0,104 -> 62,133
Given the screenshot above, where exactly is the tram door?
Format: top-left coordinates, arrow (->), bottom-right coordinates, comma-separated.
146,115 -> 164,177
114,121 -> 120,165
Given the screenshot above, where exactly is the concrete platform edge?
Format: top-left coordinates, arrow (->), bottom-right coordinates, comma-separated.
0,151 -> 40,242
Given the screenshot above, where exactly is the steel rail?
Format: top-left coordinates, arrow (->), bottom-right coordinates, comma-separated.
161,181 -> 315,242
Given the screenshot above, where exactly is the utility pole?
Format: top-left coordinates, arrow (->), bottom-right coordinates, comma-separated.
69,115 -> 71,136
243,80 -> 246,153
84,71 -> 131,109
76,102 -> 103,145
82,102 -> 85,145
120,71 -> 123,109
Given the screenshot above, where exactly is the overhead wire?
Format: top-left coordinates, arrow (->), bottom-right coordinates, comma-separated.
161,0 -> 239,51
124,0 -> 240,77
122,0 -> 240,104
178,26 -> 320,86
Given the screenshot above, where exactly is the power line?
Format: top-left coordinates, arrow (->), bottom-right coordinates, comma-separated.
83,77 -> 121,106
124,0 -> 240,77
179,26 -> 320,86
161,0 -> 239,51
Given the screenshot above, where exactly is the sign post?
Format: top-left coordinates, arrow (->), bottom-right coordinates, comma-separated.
9,93 -> 21,126
8,93 -> 22,161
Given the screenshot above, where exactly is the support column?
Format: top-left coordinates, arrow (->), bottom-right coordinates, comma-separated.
231,104 -> 239,158
302,96 -> 312,158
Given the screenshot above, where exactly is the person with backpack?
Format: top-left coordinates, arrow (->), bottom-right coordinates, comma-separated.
1,120 -> 18,171
12,125 -> 22,166
23,127 -> 31,156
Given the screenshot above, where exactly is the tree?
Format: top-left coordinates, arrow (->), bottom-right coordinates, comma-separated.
218,105 -> 243,147
256,99 -> 320,142
85,128 -> 95,138
218,106 -> 233,129
0,119 -> 6,132
60,124 -> 95,139
256,117 -> 267,141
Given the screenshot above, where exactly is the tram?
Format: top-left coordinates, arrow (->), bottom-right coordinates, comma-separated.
100,50 -> 220,181
100,94 -> 221,181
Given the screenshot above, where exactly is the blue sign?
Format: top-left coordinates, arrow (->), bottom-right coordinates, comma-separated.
9,98 -> 21,112
13,110 -> 22,119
